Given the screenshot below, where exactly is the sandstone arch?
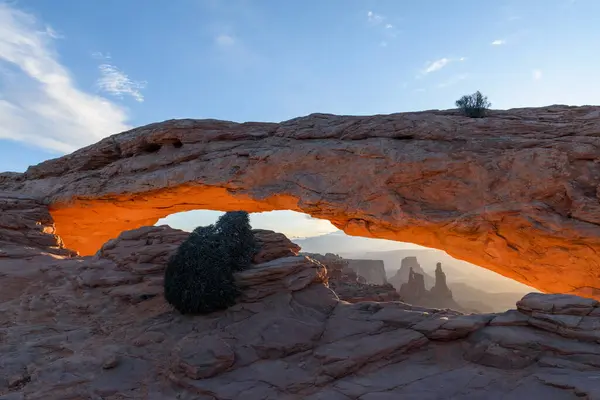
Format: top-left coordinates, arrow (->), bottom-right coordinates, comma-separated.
2,106 -> 600,298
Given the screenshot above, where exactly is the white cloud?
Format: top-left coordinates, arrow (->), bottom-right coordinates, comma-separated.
215,34 -> 235,47
491,39 -> 506,45
422,58 -> 450,74
92,51 -> 111,60
43,26 -> 63,39
0,3 -> 131,153
533,69 -> 543,80
367,11 -> 384,24
96,63 -> 147,102
366,11 -> 398,45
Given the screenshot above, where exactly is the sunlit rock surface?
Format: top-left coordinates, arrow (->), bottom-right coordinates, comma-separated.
2,106 -> 600,296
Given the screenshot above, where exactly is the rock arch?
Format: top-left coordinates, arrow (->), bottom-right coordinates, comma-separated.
3,106 -> 600,298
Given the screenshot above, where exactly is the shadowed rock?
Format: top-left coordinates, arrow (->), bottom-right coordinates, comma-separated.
1,225 -> 600,398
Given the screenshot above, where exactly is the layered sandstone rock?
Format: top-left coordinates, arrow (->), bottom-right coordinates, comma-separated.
252,229 -> 301,264
345,259 -> 388,285
0,192 -> 75,258
2,227 -> 600,398
304,252 -> 400,302
430,262 -> 454,299
2,106 -> 600,296
388,256 -> 435,290
400,264 -> 464,311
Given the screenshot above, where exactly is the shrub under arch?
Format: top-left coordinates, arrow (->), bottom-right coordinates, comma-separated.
163,211 -> 257,315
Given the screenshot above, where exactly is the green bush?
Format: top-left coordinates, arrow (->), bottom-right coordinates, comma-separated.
163,211 -> 258,315
215,211 -> 258,272
455,91 -> 491,118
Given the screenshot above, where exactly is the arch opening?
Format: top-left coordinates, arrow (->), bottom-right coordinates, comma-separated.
157,209 -> 537,313
48,181 -> 600,300
17,111 -> 600,302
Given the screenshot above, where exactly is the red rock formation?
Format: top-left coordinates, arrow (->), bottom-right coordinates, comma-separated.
400,264 -> 464,311
345,259 -> 388,285
399,267 -> 428,301
303,252 -> 400,302
251,229 -> 301,264
430,262 -> 453,300
388,256 -> 435,290
0,192 -> 75,258
2,225 -> 600,398
2,106 -> 600,297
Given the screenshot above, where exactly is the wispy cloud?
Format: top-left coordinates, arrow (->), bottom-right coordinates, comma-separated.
418,56 -> 466,78
423,58 -> 450,74
43,25 -> 63,39
367,11 -> 384,24
533,69 -> 543,80
0,3 -> 131,153
366,10 -> 400,44
92,51 -> 111,60
491,39 -> 506,45
96,63 -> 147,102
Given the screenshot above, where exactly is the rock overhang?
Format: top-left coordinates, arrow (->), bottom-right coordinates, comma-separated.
2,105 -> 600,297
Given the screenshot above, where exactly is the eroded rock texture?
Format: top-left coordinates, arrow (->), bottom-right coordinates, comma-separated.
345,259 -> 388,285
399,264 -> 465,312
389,256 -> 435,289
304,252 -> 400,302
2,226 -> 600,399
2,106 -> 600,295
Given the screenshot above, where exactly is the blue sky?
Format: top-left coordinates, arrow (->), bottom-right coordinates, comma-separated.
1,0 -> 598,238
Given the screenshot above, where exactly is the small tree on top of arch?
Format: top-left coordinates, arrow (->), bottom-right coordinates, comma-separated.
455,91 -> 491,118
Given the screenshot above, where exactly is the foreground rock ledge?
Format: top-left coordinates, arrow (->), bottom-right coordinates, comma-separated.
2,226 -> 600,399
2,105 -> 600,296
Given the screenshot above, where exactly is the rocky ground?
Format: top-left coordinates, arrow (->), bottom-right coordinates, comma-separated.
2,218 -> 600,399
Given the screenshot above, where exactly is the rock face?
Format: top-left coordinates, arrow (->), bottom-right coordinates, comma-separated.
388,256 -> 435,290
430,262 -> 453,299
2,106 -> 600,296
400,264 -> 464,311
304,253 -> 400,303
2,226 -> 600,398
0,192 -> 75,258
251,229 -> 301,264
345,259 -> 388,285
